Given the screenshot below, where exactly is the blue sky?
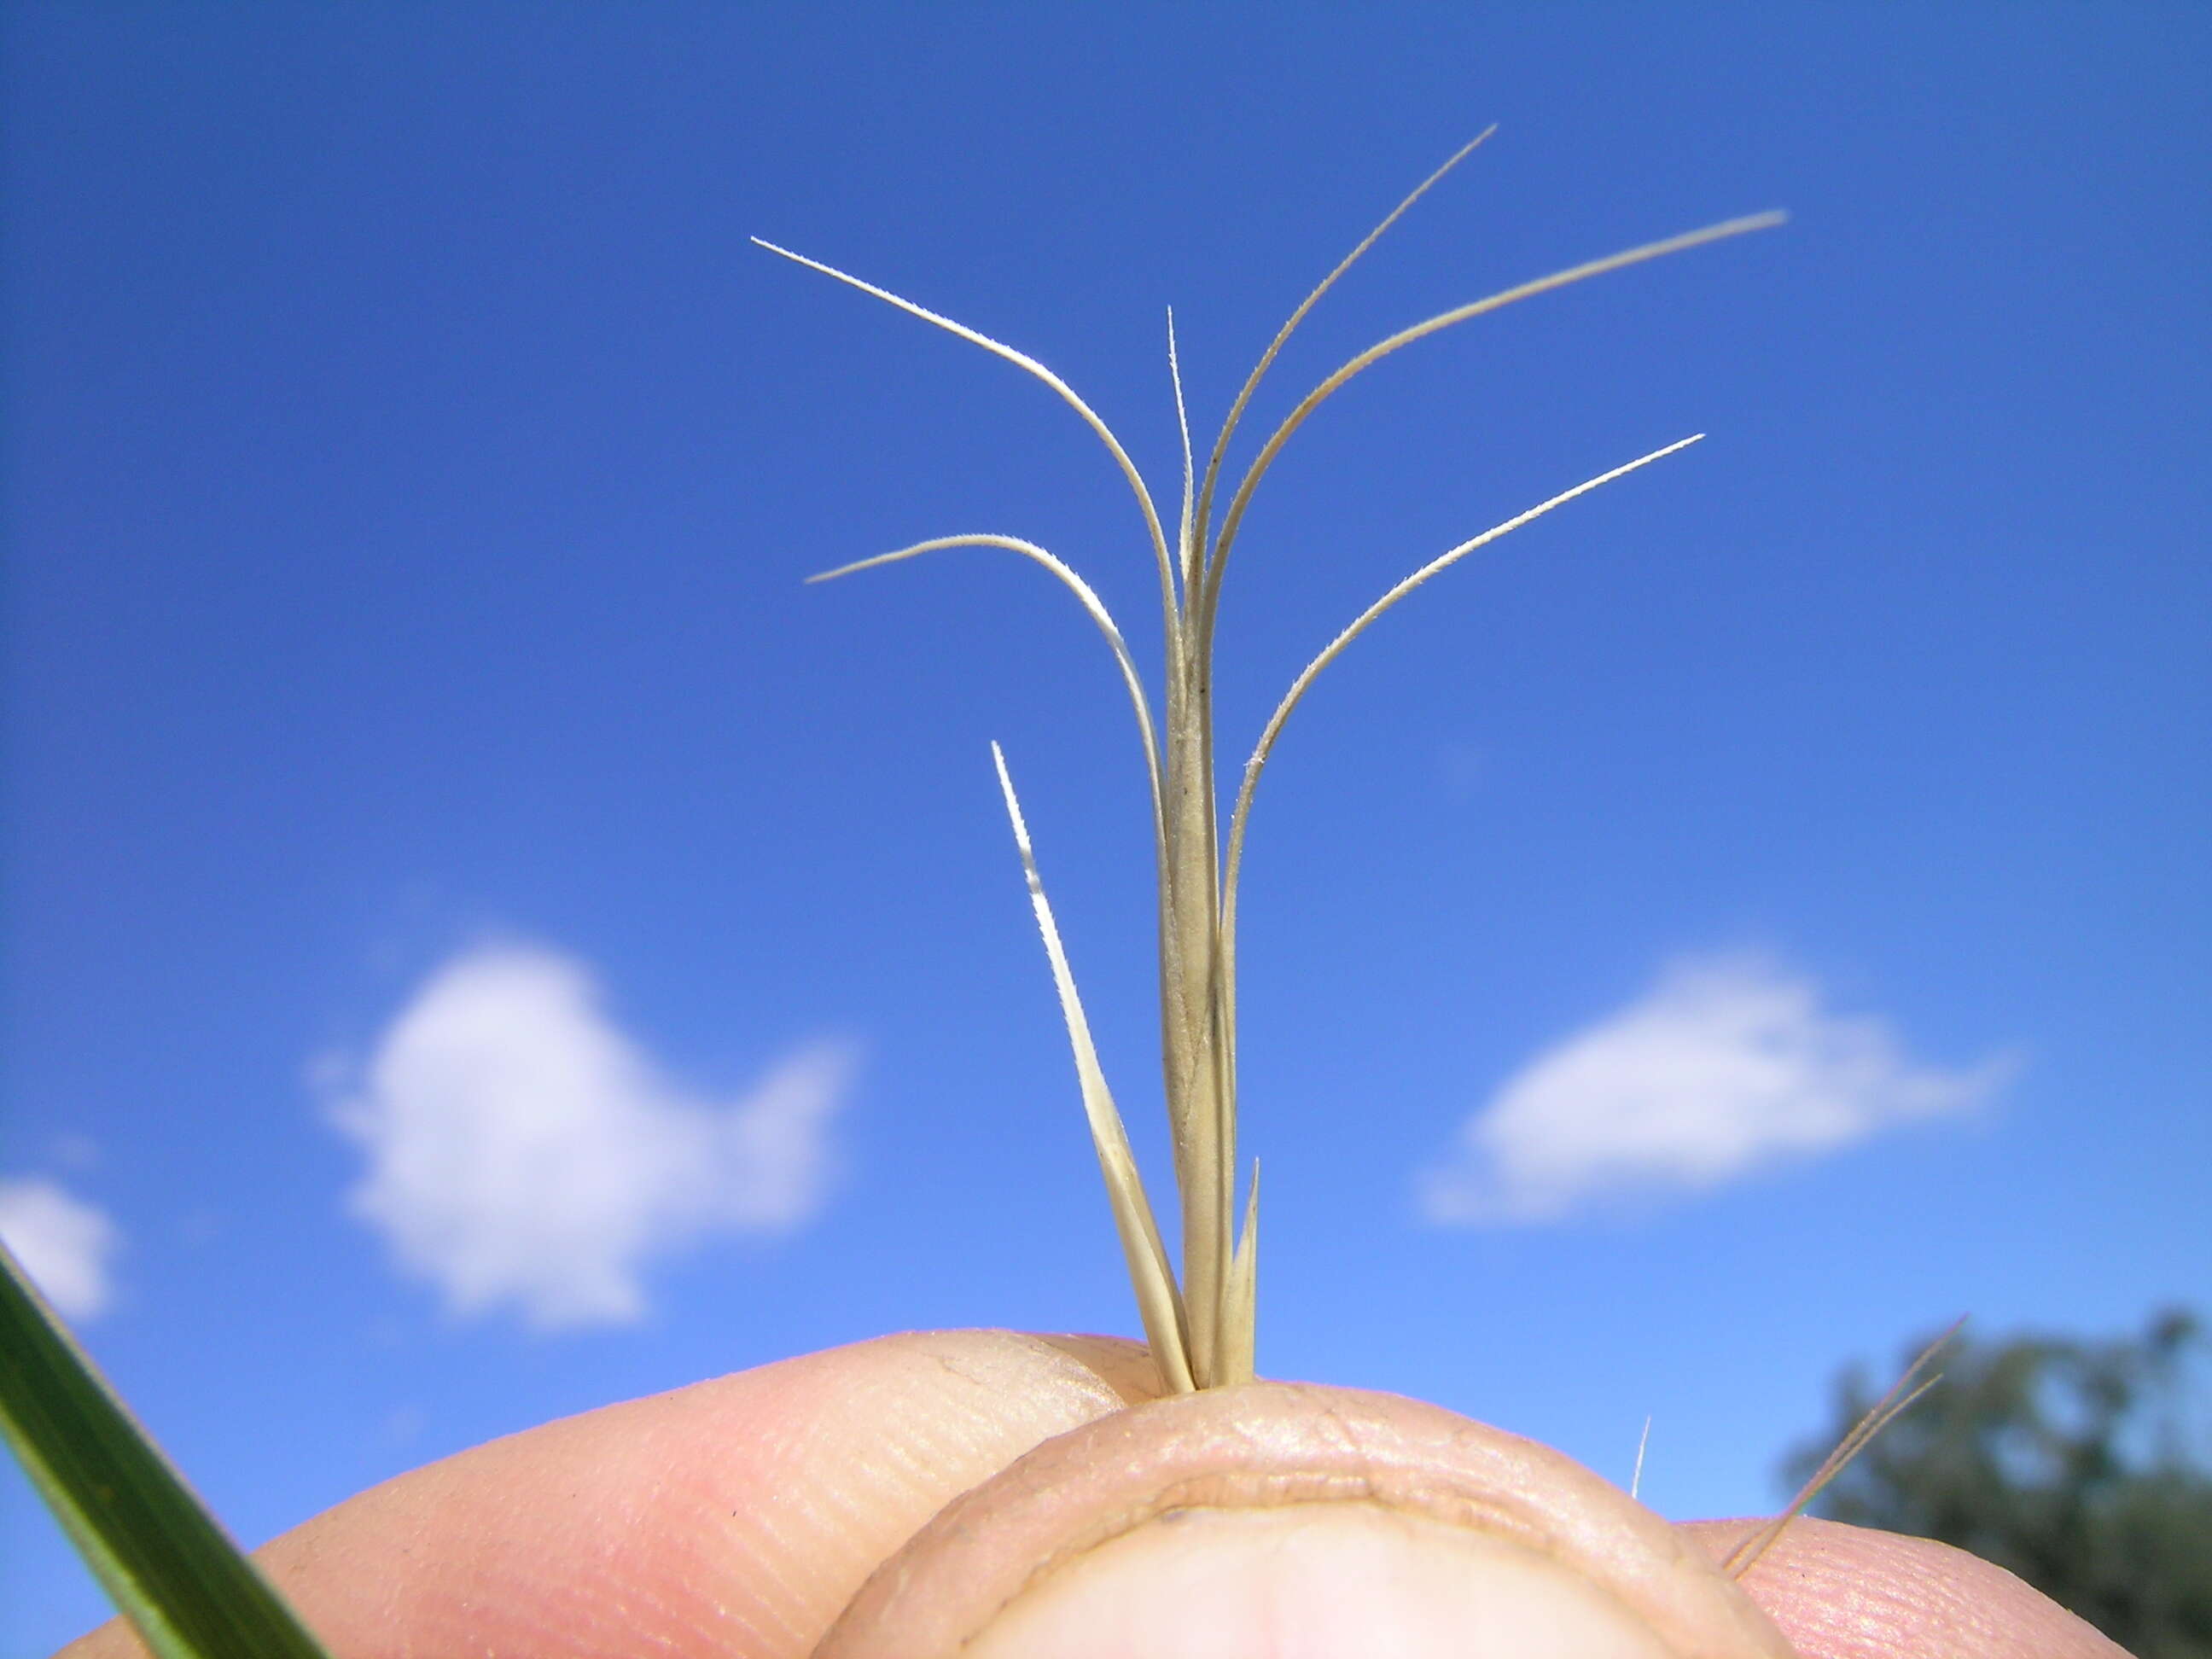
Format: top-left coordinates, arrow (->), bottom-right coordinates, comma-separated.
3,4 -> 2207,1650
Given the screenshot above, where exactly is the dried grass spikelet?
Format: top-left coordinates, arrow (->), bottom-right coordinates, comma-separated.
1720,1318 -> 1962,1580
758,137 -> 1782,1393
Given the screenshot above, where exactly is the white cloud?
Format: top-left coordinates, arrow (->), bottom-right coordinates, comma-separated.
329,941 -> 855,1330
0,1176 -> 121,1321
1420,953 -> 2011,1225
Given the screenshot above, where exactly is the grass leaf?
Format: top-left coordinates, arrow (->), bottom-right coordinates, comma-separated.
810,533 -> 1167,853
752,237 -> 1180,627
1222,434 -> 1704,946
1215,1161 -> 1260,1387
1190,128 -> 1495,568
991,743 -> 1196,1394
1166,308 -> 1197,601
1197,211 -> 1784,638
0,1238 -> 336,1659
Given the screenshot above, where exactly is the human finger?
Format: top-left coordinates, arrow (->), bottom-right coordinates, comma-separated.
1679,1516 -> 2129,1658
821,1379 -> 1796,1659
56,1329 -> 1163,1659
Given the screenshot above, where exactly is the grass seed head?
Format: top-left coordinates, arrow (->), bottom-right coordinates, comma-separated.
760,142 -> 1783,1394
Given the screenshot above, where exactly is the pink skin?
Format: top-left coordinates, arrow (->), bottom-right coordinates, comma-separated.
60,1331 -> 2127,1659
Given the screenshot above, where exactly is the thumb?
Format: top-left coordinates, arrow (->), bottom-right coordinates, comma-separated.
820,1381 -> 1793,1659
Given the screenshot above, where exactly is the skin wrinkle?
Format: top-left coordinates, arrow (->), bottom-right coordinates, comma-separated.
61,1331 -> 1163,1659
1305,1392 -> 1385,1499
962,1496 -> 1676,1659
1032,1332 -> 1172,1405
54,1332 -> 2119,1659
754,1340 -> 1105,1641
958,1504 -> 1690,1659
1679,1518 -> 2129,1659
845,1347 -> 1112,1535
928,1339 -> 1043,1396
818,1382 -> 1794,1659
1138,1390 -> 1579,1560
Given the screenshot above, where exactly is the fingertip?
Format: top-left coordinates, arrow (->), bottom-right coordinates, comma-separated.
56,1329 -> 1162,1659
1679,1516 -> 2131,1659
824,1382 -> 1794,1659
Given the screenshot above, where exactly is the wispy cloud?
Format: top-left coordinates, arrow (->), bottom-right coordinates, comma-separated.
0,1176 -> 121,1321
1421,952 -> 2011,1225
329,941 -> 855,1330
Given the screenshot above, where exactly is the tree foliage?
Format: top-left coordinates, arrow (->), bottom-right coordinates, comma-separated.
1786,1308 -> 2212,1658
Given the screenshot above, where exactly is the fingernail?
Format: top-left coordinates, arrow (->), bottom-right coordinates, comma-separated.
963,1501 -> 1674,1659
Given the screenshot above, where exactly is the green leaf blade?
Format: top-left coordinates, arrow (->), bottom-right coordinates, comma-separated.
0,1239 -> 337,1659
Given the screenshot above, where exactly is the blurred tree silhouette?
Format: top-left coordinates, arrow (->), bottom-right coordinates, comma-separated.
1785,1308 -> 2211,1657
